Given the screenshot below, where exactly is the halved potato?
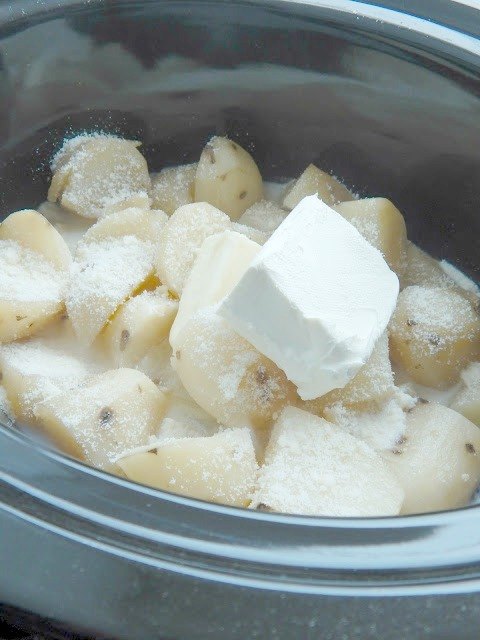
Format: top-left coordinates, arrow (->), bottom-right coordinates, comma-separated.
194,137 -> 263,220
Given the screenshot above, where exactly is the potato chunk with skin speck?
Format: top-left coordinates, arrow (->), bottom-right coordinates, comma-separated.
173,307 -> 296,429
0,240 -> 67,343
102,287 -> 178,367
238,200 -> 288,235
383,402 -> 480,514
283,164 -> 353,210
0,341 -> 94,425
151,163 -> 197,215
35,368 -> 167,468
117,428 -> 258,506
67,236 -> 156,345
82,207 -> 167,245
300,332 -> 394,416
389,286 -> 480,389
253,406 -> 404,516
155,202 -> 230,295
334,198 -> 407,278
0,209 -> 72,271
194,137 -> 263,220
48,135 -> 151,219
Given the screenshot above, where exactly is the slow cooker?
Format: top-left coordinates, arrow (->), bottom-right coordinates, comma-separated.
1,1 -> 480,638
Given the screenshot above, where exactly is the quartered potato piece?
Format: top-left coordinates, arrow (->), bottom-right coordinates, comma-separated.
334,198 -> 407,277
282,164 -> 353,210
35,368 -> 167,468
237,200 -> 288,236
253,406 -> 404,516
102,287 -> 178,367
82,206 -> 167,245
170,230 -> 261,350
0,241 -> 67,343
389,286 -> 480,389
383,402 -> 480,514
450,363 -> 480,427
194,137 -> 263,220
151,163 -> 197,215
0,341 -> 93,425
67,236 -> 156,345
300,332 -> 394,416
48,135 -> 151,219
172,307 -> 296,430
155,202 -> 230,295
0,209 -> 72,271
117,428 -> 258,506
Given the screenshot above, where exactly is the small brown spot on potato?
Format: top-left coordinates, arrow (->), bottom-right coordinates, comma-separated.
230,141 -> 238,151
428,334 -> 441,347
120,329 -> 130,352
406,319 -> 417,327
239,190 -> 247,200
15,315 -> 26,321
466,442 -> 476,455
99,407 -> 114,426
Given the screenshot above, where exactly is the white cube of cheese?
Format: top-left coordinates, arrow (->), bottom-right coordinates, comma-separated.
220,195 -> 399,400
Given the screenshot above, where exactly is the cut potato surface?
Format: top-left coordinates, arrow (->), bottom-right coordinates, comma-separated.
0,240 -> 67,342
48,135 -> 151,219
194,137 -> 263,220
173,307 -> 296,429
383,402 -> 480,514
403,242 -> 454,290
0,341 -> 94,424
283,164 -> 353,210
238,200 -> 288,235
82,206 -> 167,245
155,202 -> 230,295
67,236 -> 156,345
102,287 -> 178,367
389,286 -> 480,389
334,198 -> 407,277
151,163 -> 197,215
117,428 -> 258,506
0,209 -> 72,271
135,340 -> 186,396
450,363 -> 480,427
170,230 -> 261,350
253,406 -> 404,516
35,368 -> 167,468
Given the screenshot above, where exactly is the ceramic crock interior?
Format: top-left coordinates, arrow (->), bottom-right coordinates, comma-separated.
0,0 -> 479,504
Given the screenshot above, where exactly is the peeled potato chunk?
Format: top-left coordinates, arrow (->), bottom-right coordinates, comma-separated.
282,164 -> 353,210
117,428 -> 258,506
194,137 -> 263,220
135,340 -> 186,396
82,207 -> 167,245
170,230 -> 261,350
0,240 -> 67,343
403,242 -> 454,290
389,286 -> 480,389
383,402 -> 480,514
102,287 -> 178,367
48,135 -> 151,219
301,332 -> 394,416
155,202 -> 230,294
151,163 -> 197,215
0,209 -> 72,271
334,198 -> 407,277
450,363 -> 480,427
253,406 -> 404,516
0,341 -> 93,425
67,236 -> 156,345
173,307 -> 296,429
237,200 -> 288,235
35,368 -> 167,468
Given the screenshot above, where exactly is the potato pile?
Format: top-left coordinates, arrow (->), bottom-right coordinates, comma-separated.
0,132 -> 479,517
